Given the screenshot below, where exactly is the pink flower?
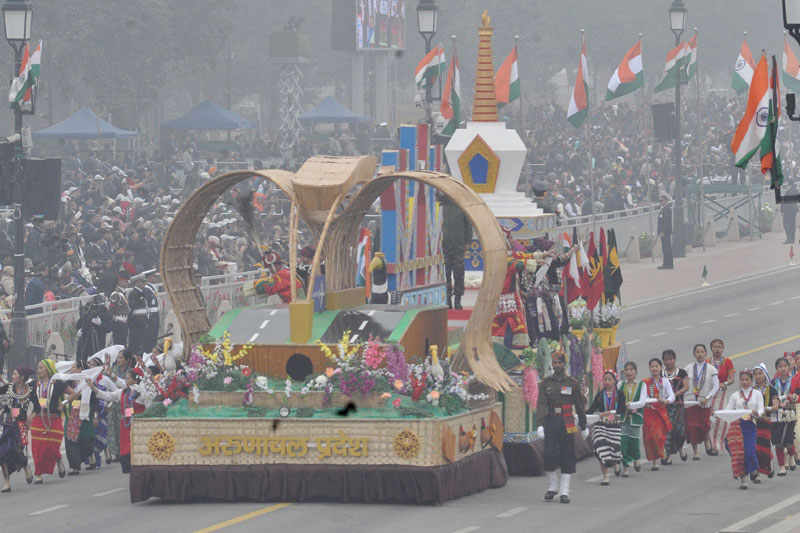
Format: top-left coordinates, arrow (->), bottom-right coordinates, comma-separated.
162,398 -> 172,407
223,376 -> 233,385
392,397 -> 402,408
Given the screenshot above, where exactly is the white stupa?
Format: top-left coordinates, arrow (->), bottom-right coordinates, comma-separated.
444,11 -> 554,237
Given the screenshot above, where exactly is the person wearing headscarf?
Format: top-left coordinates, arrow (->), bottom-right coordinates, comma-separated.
753,363 -> 778,482
536,347 -> 587,504
0,366 -> 35,492
29,359 -> 73,483
59,359 -> 100,475
725,368 -> 765,490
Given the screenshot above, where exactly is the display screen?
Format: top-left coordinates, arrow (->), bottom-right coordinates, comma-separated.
356,0 -> 405,50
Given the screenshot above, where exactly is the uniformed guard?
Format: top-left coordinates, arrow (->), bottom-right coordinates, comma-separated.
127,270 -> 157,354
531,180 -> 555,214
108,269 -> 131,346
536,347 -> 588,504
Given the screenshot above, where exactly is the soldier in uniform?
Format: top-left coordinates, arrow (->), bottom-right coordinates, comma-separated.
108,269 -> 131,346
127,270 -> 158,354
144,270 -> 161,352
440,193 -> 472,310
657,192 -> 674,269
536,348 -> 588,504
531,180 -> 555,214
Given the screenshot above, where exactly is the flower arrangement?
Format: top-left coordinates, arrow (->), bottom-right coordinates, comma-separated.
760,202 -> 774,231
198,331 -> 254,368
364,335 -> 385,369
568,300 -> 589,330
593,303 -> 621,328
385,343 -> 409,390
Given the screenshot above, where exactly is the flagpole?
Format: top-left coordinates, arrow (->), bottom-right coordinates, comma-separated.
582,28 -> 597,235
695,28 -> 705,253
641,32 -> 654,263
514,34 -> 520,127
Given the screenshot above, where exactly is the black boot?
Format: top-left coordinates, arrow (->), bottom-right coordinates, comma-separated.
454,296 -> 462,310
447,296 -> 453,309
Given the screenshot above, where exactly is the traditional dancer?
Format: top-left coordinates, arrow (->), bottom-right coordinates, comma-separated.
725,369 -> 764,490
707,339 -> 734,455
619,361 -> 647,477
62,360 -> 98,475
536,349 -> 587,504
30,359 -> 72,483
642,358 -> 674,471
684,343 -> 719,460
662,349 -> 689,464
586,370 -> 626,485
0,367 -> 35,492
772,357 -> 798,475
753,363 -> 777,482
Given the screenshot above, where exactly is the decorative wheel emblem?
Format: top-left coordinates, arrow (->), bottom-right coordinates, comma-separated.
148,430 -> 176,460
393,429 -> 421,459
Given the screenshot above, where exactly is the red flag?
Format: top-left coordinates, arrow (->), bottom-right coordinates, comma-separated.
586,232 -> 605,310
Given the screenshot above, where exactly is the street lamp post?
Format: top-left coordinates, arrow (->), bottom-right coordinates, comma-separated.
416,0 -> 438,128
2,0 -> 32,372
669,0 -> 687,257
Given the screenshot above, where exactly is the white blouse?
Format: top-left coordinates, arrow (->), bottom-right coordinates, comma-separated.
683,362 -> 720,404
726,387 -> 765,417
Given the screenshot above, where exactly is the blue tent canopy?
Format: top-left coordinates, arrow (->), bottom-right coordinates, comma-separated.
33,107 -> 139,139
161,100 -> 255,131
299,95 -> 371,124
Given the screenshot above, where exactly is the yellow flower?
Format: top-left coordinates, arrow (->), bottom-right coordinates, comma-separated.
394,380 -> 404,390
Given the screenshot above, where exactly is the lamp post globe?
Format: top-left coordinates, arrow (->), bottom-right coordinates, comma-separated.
2,0 -> 32,50
416,0 -> 438,136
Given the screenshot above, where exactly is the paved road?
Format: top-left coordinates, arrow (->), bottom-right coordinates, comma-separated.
5,269 -> 800,533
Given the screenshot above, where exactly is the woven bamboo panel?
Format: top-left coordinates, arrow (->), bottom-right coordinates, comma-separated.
293,155 -> 376,212
130,403 -> 502,467
191,391 -> 388,410
502,386 -> 533,434
398,307 -> 448,360
237,344 -> 329,379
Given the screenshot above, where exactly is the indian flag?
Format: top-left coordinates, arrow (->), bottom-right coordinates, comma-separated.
653,41 -> 686,94
495,44 -> 520,109
567,35 -> 589,128
783,37 -> 800,94
8,42 -> 30,107
685,34 -> 697,81
731,54 -> 768,168
415,44 -> 443,89
762,56 -> 783,189
605,39 -> 643,101
356,227 -> 371,292
732,37 -> 756,95
440,47 -> 460,136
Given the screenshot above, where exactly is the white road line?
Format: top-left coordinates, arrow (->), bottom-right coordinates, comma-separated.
248,333 -> 259,343
748,306 -> 762,311
358,320 -> 368,331
724,313 -> 740,318
770,300 -> 785,306
585,475 -> 604,483
367,310 -> 376,316
627,339 -> 641,345
495,507 -> 528,518
719,492 -> 800,533
450,528 -> 480,533
259,320 -> 270,329
677,326 -> 692,330
792,295 -> 800,300
651,332 -> 667,337
700,319 -> 716,324
270,309 -> 278,315
350,334 -> 359,343
29,505 -> 69,516
92,487 -> 127,497
757,516 -> 800,533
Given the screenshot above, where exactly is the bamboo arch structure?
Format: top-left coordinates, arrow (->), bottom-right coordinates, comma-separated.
159,159 -> 515,392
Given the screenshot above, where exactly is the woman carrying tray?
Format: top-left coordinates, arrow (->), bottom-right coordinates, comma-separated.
753,363 -> 778,482
724,369 -> 764,490
586,370 -> 627,486
684,344 -> 720,461
641,358 -> 674,471
619,361 -> 647,477
772,357 -> 798,476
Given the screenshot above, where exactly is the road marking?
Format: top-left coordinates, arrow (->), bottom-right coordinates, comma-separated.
92,487 -> 126,497
29,505 -> 69,516
248,333 -> 259,343
728,334 -> 800,361
770,300 -> 785,306
724,313 -> 740,318
700,319 -> 716,324
495,507 -> 528,518
194,503 -> 292,533
259,320 -> 270,329
719,492 -> 800,532
368,310 -> 376,316
757,515 -> 800,533
651,332 -> 667,337
748,306 -> 762,311
627,339 -> 641,345
450,528 -> 481,533
269,309 -> 277,316
792,295 -> 800,300
350,334 -> 359,343
677,326 -> 691,331
585,475 -> 604,483
358,320 -> 368,331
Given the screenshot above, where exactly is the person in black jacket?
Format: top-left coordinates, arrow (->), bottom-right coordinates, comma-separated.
586,370 -> 628,486
781,183 -> 799,244
657,192 -> 673,269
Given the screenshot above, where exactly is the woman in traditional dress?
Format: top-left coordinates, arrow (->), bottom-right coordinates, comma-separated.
587,370 -> 627,485
62,359 -> 98,475
661,349 -> 689,464
772,357 -> 798,475
753,363 -> 778,482
619,361 -> 647,477
29,359 -> 72,483
707,339 -> 734,455
106,349 -> 135,464
642,358 -> 674,471
0,367 -> 35,492
85,354 -> 121,469
684,343 -> 720,460
86,367 -> 149,473
726,369 -> 764,490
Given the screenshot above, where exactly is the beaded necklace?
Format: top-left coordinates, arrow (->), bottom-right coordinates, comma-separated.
648,377 -> 663,399
741,387 -> 754,408
693,362 -> 707,395
757,384 -> 770,407
776,375 -> 791,396
624,381 -> 638,403
604,388 -> 616,411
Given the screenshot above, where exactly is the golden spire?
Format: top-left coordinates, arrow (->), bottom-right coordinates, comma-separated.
472,10 -> 498,122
